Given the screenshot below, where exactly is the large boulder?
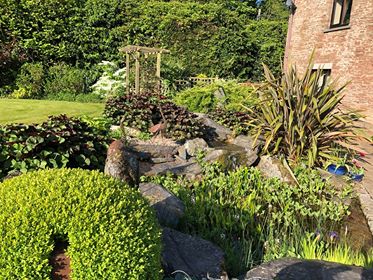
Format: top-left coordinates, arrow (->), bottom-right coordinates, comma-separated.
257,156 -> 296,184
204,145 -> 258,169
139,183 -> 185,228
195,113 -> 232,142
104,140 -> 139,186
162,227 -> 225,279
184,138 -> 209,157
243,258 -> 373,280
231,135 -> 256,150
204,149 -> 229,163
177,138 -> 209,160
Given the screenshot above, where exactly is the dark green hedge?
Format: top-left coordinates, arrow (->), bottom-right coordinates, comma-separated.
0,0 -> 287,86
0,168 -> 162,279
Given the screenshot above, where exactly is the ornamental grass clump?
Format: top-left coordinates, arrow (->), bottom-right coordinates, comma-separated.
0,169 -> 162,279
246,59 -> 362,167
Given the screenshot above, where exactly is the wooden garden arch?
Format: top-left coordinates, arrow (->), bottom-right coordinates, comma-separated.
119,45 -> 170,94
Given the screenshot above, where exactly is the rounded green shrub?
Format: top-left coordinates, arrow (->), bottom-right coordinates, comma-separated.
174,81 -> 257,113
0,169 -> 162,279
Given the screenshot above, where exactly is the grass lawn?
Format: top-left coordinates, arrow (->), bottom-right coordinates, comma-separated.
0,99 -> 104,124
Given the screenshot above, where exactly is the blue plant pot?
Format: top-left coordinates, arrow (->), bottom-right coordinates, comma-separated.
349,173 -> 364,182
327,164 -> 348,176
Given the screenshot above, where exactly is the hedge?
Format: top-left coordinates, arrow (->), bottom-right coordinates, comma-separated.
0,169 -> 162,279
0,0 -> 286,87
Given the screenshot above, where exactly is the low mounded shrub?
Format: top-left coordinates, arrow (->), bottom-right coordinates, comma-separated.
104,93 -> 206,141
10,62 -> 45,99
0,115 -> 110,179
173,81 -> 258,113
44,63 -> 86,101
0,169 -> 162,279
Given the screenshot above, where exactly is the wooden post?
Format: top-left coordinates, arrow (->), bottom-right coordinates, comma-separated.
135,51 -> 140,94
156,52 -> 161,92
126,53 -> 130,95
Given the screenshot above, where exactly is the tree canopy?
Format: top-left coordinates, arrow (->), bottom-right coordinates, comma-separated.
0,0 -> 288,89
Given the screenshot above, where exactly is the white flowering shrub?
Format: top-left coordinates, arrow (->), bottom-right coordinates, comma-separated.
91,61 -> 126,98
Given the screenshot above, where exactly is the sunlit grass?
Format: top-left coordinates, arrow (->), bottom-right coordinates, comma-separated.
0,99 -> 104,124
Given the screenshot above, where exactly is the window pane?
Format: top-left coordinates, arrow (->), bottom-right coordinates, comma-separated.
342,0 -> 352,25
332,0 -> 343,26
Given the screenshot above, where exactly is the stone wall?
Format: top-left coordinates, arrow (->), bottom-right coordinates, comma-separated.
285,0 -> 373,110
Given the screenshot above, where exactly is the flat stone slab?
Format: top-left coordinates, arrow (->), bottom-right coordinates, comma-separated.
243,258 -> 373,280
162,227 -> 225,278
195,113 -> 232,142
139,183 -> 184,227
130,143 -> 179,158
144,160 -> 202,178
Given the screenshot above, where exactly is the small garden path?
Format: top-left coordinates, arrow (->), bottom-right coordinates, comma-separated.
356,115 -> 373,236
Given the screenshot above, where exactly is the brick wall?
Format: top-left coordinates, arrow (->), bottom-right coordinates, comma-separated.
285,0 -> 373,111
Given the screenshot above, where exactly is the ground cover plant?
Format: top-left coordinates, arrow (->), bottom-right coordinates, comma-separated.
145,163 -> 355,277
0,99 -> 104,124
104,93 -> 206,141
0,168 -> 162,279
209,108 -> 252,136
246,61 -> 362,167
0,115 -> 110,179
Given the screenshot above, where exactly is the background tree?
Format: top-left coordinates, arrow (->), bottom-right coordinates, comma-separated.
0,0 -> 289,95
259,0 -> 289,20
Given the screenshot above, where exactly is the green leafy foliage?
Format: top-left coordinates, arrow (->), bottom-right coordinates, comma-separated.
43,63 -> 86,100
0,115 -> 110,179
262,223 -> 373,268
1,0 -> 286,89
259,0 -> 290,20
146,164 -> 352,276
293,233 -> 373,267
104,93 -> 206,141
210,108 -> 251,135
123,1 -> 286,81
10,62 -> 45,99
174,81 -> 258,113
247,61 -> 362,167
0,169 -> 162,279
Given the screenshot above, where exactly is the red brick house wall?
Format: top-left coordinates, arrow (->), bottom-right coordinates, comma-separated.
284,0 -> 373,110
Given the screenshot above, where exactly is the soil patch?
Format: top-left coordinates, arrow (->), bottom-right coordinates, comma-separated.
49,241 -> 71,280
343,198 -> 373,252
